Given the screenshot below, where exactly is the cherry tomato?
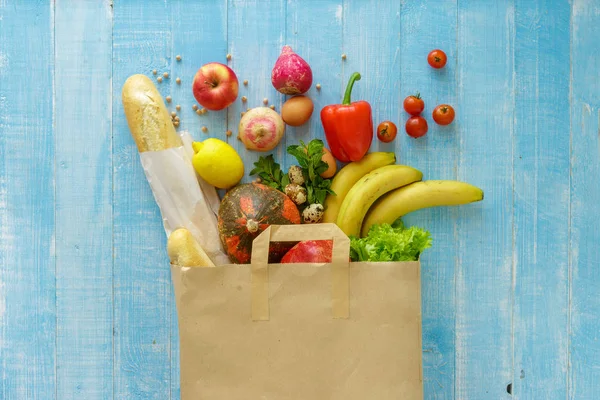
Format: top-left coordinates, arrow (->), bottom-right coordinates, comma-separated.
432,104 -> 455,125
403,93 -> 425,116
405,116 -> 428,138
377,121 -> 398,143
427,49 -> 447,69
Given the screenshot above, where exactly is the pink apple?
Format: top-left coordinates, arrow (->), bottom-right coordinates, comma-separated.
192,62 -> 239,111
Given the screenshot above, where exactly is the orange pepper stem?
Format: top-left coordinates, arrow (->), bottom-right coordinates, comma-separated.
342,72 -> 362,105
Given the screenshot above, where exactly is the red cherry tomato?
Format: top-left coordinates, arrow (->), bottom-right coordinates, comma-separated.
377,121 -> 398,143
403,93 -> 425,116
432,104 -> 455,125
427,49 -> 447,69
405,116 -> 428,138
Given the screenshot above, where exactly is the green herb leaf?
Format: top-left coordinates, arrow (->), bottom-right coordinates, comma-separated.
249,155 -> 287,192
313,188 -> 326,205
308,163 -> 317,182
286,139 -> 336,207
314,161 -> 329,176
307,139 -> 324,156
287,144 -> 309,169
306,185 -> 314,202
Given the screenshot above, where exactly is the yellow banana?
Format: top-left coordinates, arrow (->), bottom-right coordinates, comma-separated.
336,165 -> 423,237
361,180 -> 484,237
322,152 -> 396,224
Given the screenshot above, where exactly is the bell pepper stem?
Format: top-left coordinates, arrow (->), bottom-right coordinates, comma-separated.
342,72 -> 362,105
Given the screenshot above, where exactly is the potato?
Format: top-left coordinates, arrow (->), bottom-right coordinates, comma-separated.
281,95 -> 314,126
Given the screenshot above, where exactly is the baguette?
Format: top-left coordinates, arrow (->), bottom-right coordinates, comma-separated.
121,74 -> 182,152
168,228 -> 216,267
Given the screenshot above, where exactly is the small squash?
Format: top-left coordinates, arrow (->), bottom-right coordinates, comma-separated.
218,183 -> 301,264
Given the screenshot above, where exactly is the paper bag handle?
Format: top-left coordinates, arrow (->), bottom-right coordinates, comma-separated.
250,223 -> 350,321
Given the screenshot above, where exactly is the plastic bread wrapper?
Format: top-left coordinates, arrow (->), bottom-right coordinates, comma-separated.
139,131 -> 229,266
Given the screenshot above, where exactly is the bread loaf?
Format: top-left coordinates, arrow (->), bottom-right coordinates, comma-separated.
122,74 -> 182,152
167,228 -> 216,267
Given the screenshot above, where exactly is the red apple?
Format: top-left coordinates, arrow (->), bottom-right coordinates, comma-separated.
281,240 -> 333,263
192,62 -> 239,111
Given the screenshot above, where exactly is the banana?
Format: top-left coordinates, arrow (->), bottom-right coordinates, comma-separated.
336,165 -> 423,237
361,180 -> 484,237
168,228 -> 216,267
322,152 -> 396,224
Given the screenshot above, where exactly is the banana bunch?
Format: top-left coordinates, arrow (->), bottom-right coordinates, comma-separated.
325,152 -> 484,237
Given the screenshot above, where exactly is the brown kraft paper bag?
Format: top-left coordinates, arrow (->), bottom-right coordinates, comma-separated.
171,223 -> 423,399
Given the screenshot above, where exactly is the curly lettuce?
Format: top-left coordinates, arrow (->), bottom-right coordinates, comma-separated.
350,220 -> 432,262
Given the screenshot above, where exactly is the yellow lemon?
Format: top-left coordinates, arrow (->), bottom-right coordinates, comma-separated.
192,138 -> 244,189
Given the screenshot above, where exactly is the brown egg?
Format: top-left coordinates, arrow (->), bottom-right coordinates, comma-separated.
281,95 -> 314,126
320,147 -> 337,178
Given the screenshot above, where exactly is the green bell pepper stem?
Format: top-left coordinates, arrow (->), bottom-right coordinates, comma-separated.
342,72 -> 362,105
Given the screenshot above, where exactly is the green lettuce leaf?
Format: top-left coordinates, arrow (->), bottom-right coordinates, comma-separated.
349,220 -> 432,262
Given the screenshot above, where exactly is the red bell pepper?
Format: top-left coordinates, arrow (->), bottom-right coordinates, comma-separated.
320,72 -> 373,162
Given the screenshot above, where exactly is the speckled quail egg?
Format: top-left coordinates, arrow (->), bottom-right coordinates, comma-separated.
285,183 -> 307,205
288,165 -> 305,185
302,203 -> 324,224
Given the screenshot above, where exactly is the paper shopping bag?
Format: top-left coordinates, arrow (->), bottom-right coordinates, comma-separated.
171,223 -> 423,399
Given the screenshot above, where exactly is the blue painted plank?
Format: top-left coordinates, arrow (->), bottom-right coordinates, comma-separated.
397,0 -> 430,173
569,1 -> 600,399
0,1 -> 56,399
112,1 -> 173,398
168,1 -> 228,398
54,1 -> 114,399
285,0 -> 342,168
227,0 -> 286,181
398,1 -> 459,398
456,1 -> 515,398
399,1 -> 460,396
343,0 -> 400,154
513,1 -> 570,398
170,0 -> 228,142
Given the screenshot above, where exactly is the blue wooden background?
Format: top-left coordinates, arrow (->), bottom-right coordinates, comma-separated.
0,0 -> 598,399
